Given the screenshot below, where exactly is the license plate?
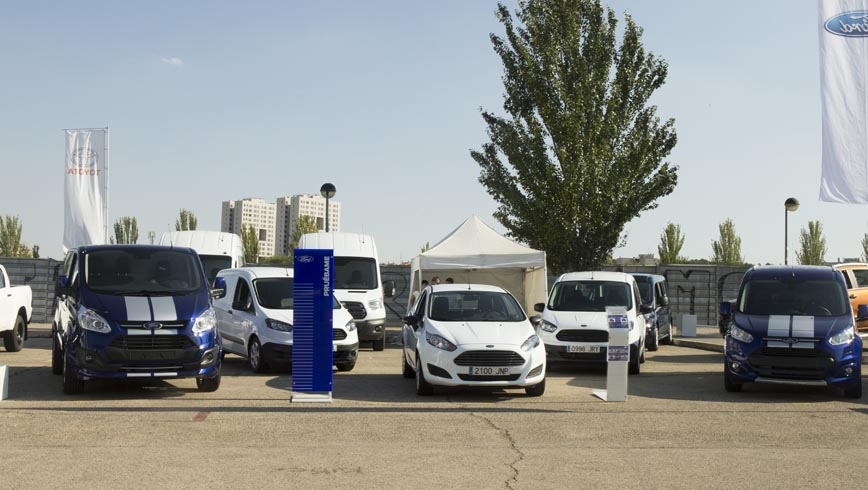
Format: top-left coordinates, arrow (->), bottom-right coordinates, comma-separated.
567,345 -> 600,353
469,366 -> 511,376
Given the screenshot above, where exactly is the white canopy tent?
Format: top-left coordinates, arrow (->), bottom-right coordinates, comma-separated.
408,215 -> 548,314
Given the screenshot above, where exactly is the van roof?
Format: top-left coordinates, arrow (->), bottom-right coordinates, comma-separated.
159,231 -> 242,256
218,266 -> 292,279
556,271 -> 635,284
299,232 -> 378,255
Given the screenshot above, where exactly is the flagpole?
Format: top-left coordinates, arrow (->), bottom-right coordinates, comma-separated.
104,126 -> 110,244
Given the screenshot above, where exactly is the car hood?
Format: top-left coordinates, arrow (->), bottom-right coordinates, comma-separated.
737,313 -> 851,338
430,320 -> 533,346
545,310 -> 609,329
85,291 -> 209,323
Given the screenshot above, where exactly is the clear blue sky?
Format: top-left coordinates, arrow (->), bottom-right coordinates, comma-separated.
2,1 -> 862,265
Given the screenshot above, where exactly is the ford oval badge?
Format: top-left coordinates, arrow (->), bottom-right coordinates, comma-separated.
143,321 -> 162,330
825,11 -> 868,37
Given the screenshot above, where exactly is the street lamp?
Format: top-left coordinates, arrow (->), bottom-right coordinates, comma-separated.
320,183 -> 336,232
784,197 -> 799,265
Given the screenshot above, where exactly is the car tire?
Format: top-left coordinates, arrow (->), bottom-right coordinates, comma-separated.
629,349 -> 641,375
402,352 -> 415,379
647,324 -> 659,352
62,352 -> 85,395
2,314 -> 25,352
248,336 -> 268,373
415,355 -> 434,396
196,366 -> 221,392
525,378 -> 545,397
844,381 -> 863,399
723,367 -> 742,393
372,331 -> 386,352
51,329 -> 63,375
661,320 -> 675,345
335,361 -> 356,372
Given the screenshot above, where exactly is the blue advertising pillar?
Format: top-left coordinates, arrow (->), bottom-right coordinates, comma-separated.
291,248 -> 334,402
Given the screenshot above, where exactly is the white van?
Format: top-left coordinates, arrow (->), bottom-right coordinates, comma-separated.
159,230 -> 244,285
297,232 -> 387,350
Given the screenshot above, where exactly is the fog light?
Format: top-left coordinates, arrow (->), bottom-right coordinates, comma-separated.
201,352 -> 214,365
845,366 -> 854,375
730,361 -> 741,370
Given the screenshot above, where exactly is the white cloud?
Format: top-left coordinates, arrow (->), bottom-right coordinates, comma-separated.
160,57 -> 184,67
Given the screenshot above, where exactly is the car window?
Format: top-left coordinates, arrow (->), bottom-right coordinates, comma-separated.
852,269 -> 868,288
842,272 -> 854,289
253,277 -> 293,309
637,282 -> 653,304
233,278 -> 254,312
413,290 -> 428,318
739,278 -> 848,316
428,291 -> 525,322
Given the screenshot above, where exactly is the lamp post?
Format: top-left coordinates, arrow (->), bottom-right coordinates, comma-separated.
320,183 -> 336,232
784,197 -> 799,265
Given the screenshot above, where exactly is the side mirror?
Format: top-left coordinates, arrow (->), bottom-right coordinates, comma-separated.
55,274 -> 73,297
212,277 -> 227,299
528,314 -> 541,327
659,294 -> 669,307
719,301 -> 732,316
383,280 -> 396,298
534,303 -> 545,313
639,304 -> 654,315
857,304 -> 868,321
403,314 -> 418,325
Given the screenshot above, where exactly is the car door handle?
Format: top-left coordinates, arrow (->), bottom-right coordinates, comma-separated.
852,294 -> 858,299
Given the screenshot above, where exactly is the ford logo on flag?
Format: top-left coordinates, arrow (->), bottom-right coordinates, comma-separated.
143,322 -> 163,330
825,11 -> 868,37
297,255 -> 315,263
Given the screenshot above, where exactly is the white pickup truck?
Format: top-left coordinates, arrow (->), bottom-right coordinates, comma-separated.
0,264 -> 32,352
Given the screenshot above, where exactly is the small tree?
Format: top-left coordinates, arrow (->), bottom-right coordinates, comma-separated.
175,209 -> 198,231
111,217 -> 139,244
862,230 -> 868,262
420,241 -> 430,253
0,215 -> 27,257
796,220 -> 827,266
657,222 -> 685,264
289,215 -> 319,258
242,224 -> 260,264
711,218 -> 744,265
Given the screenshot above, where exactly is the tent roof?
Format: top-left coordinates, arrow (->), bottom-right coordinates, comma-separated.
416,215 -> 545,269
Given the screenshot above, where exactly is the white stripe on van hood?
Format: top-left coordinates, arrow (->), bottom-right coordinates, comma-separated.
124,296 -> 178,321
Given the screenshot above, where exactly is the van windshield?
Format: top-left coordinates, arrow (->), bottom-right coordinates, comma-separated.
548,280 -> 633,312
200,255 -> 232,286
334,257 -> 377,290
739,279 -> 849,316
85,249 -> 204,295
428,291 -> 526,322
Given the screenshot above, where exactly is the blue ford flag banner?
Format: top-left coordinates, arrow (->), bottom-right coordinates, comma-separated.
292,249 -> 334,399
819,1 -> 868,203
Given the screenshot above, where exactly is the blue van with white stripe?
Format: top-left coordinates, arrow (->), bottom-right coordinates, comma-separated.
52,245 -> 222,394
722,265 -> 862,398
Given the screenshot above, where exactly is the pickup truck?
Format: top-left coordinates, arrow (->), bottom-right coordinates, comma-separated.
0,263 -> 32,352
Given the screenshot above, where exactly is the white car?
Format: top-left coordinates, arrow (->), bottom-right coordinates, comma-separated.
401,284 -> 546,396
213,267 -> 359,372
534,271 -> 649,374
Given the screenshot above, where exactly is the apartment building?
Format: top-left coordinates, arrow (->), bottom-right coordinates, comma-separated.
275,194 -> 341,256
221,197 -> 277,257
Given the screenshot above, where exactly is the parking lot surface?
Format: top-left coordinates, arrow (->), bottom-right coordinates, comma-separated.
1,327 -> 867,490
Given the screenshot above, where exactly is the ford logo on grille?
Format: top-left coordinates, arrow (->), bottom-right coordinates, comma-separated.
782,337 -> 799,345
143,322 -> 163,330
825,11 -> 868,37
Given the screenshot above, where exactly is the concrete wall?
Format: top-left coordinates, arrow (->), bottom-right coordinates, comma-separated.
5,258 -> 750,328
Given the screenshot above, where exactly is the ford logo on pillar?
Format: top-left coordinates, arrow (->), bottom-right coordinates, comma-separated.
825,11 -> 868,37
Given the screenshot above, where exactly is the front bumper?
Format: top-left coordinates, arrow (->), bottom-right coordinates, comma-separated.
355,319 -> 385,342
261,341 -> 360,365
419,344 -> 546,388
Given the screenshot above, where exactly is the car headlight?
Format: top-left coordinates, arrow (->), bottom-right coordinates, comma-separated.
192,307 -> 217,334
345,319 -> 356,332
78,308 -> 111,333
368,298 -> 383,310
521,334 -> 541,352
729,324 -> 754,343
265,318 -> 293,332
830,326 -> 856,346
426,332 -> 457,351
540,320 -> 558,333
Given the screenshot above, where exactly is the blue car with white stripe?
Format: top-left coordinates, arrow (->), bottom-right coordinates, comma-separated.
722,265 -> 862,398
53,245 -> 222,394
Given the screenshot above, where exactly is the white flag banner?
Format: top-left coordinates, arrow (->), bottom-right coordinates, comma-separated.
819,0 -> 868,204
63,129 -> 107,250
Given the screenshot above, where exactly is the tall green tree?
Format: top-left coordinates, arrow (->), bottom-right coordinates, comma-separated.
289,214 -> 319,258
242,224 -> 260,264
472,0 -> 678,273
175,209 -> 198,231
862,229 -> 868,262
657,222 -> 685,264
0,215 -> 28,257
111,217 -> 139,244
711,218 -> 744,265
796,220 -> 827,266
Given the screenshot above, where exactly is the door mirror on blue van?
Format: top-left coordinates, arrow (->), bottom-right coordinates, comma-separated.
719,301 -> 732,316
857,304 -> 868,321
211,276 -> 227,300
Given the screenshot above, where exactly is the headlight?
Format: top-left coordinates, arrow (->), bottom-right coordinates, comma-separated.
729,324 -> 754,343
426,332 -> 457,351
345,319 -> 356,332
830,326 -> 856,346
78,308 -> 111,333
540,320 -> 558,333
192,307 -> 217,334
521,334 -> 541,351
368,298 -> 383,310
265,318 -> 293,332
